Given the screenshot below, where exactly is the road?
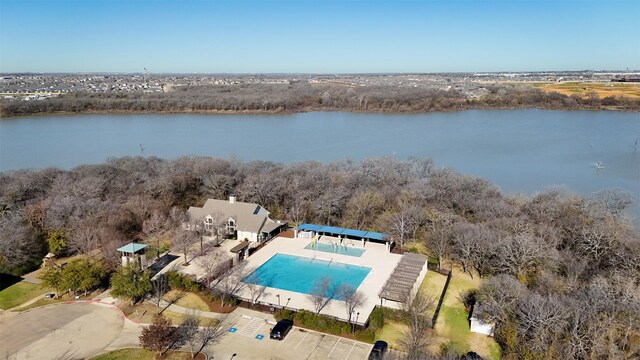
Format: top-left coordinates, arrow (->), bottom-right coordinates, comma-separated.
0,302 -> 140,360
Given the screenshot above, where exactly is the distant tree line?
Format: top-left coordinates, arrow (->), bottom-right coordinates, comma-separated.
1,156 -> 638,359
2,82 -> 639,117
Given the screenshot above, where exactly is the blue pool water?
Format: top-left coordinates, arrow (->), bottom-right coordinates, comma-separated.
304,242 -> 366,257
243,253 -> 371,295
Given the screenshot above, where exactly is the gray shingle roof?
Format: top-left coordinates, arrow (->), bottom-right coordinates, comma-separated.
188,198 -> 275,234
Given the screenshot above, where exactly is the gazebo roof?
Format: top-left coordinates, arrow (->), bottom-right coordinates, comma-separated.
117,242 -> 148,254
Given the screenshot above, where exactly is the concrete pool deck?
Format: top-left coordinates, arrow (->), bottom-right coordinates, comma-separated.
236,235 -> 403,325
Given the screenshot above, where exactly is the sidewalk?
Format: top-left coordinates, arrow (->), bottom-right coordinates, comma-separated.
7,295 -> 43,311
92,289 -> 124,306
153,298 -> 277,325
154,299 -> 223,319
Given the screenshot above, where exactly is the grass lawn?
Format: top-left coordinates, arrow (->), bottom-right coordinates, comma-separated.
91,348 -> 204,360
429,267 -> 501,360
91,348 -> 154,360
18,289 -> 105,311
375,320 -> 407,350
121,302 -> 170,324
419,270 -> 448,318
0,281 -> 49,310
120,301 -> 218,326
163,290 -> 209,311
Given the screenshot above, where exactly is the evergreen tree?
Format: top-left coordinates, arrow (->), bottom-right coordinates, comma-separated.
110,263 -> 152,304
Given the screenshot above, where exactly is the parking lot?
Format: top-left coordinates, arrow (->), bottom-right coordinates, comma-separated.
207,313 -> 373,360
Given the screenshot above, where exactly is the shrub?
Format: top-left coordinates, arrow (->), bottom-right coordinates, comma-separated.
166,271 -> 200,292
369,306 -> 384,329
275,308 -> 294,321
355,329 -> 376,343
293,310 -> 350,334
458,289 -> 477,312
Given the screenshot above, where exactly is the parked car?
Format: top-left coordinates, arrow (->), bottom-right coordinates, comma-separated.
269,319 -> 293,340
368,340 -> 388,359
43,293 -> 55,299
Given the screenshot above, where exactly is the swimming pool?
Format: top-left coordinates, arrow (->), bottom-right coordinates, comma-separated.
242,253 -> 371,295
304,242 -> 366,257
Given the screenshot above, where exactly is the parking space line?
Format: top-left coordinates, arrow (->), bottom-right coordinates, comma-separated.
308,334 -> 325,357
328,338 -> 340,358
295,331 -> 309,349
344,342 -> 356,360
237,318 -> 261,337
278,328 -> 297,346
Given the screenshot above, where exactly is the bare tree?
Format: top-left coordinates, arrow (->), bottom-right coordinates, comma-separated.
308,277 -> 334,314
514,294 -> 570,355
342,190 -> 385,230
179,315 -> 200,359
210,262 -> 249,307
196,248 -> 228,287
424,224 -> 451,271
197,316 -> 228,356
173,229 -> 199,265
380,197 -> 420,251
152,273 -> 169,307
591,189 -> 634,216
336,284 -> 366,328
68,220 -> 101,254
143,210 -> 167,259
450,223 -> 476,277
399,291 -> 436,360
206,211 -> 227,245
496,234 -> 552,278
476,274 -> 528,325
246,282 -> 269,305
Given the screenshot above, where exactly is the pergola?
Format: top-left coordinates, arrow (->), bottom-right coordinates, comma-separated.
296,223 -> 390,243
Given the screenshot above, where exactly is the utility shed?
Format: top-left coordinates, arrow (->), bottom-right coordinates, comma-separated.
470,302 -> 495,336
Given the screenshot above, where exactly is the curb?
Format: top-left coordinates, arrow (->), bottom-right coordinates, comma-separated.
63,299 -> 141,324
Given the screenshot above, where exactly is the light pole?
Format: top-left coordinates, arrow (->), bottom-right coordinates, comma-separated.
285,297 -> 291,309
276,294 -> 280,307
350,310 -> 355,333
230,353 -> 237,360
354,312 -> 360,333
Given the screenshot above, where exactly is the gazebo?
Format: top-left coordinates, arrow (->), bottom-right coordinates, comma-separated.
117,242 -> 148,269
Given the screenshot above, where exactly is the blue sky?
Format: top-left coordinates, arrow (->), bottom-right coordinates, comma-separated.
0,0 -> 638,73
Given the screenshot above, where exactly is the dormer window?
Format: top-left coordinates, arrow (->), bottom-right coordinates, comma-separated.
227,218 -> 237,232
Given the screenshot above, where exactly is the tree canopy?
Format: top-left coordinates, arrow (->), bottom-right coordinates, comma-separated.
110,263 -> 152,303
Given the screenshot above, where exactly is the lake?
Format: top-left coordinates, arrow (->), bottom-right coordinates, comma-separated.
1,110 -> 639,220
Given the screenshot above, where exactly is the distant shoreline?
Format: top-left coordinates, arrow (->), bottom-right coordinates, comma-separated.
1,104 -> 638,119
2,80 -> 639,118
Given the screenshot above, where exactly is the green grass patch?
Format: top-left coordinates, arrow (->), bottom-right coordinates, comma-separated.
439,305 -> 470,341
375,320 -> 407,350
163,290 -> 209,311
0,281 -> 48,309
91,348 -> 154,360
488,340 -> 502,360
90,348 -> 196,360
430,270 -> 501,360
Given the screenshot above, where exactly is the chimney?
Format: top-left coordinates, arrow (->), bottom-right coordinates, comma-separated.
229,195 -> 236,204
